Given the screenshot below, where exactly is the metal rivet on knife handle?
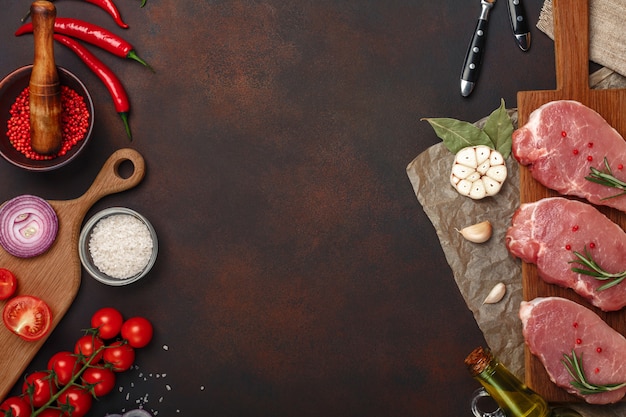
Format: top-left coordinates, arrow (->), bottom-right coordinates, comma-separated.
460,0 -> 496,97
507,0 -> 531,51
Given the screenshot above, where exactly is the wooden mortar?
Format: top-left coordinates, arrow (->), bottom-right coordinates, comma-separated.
29,0 -> 62,155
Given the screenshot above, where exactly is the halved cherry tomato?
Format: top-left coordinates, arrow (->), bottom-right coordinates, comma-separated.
2,295 -> 52,341
82,365 -> 116,397
103,340 -> 135,372
57,386 -> 92,417
0,268 -> 17,300
91,307 -> 123,340
0,396 -> 32,417
74,334 -> 105,364
48,351 -> 80,386
22,370 -> 58,407
121,316 -> 153,348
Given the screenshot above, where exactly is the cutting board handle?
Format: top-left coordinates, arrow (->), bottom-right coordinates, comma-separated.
553,0 -> 590,95
78,148 -> 146,208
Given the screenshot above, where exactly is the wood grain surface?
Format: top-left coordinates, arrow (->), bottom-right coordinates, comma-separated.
0,148 -> 145,401
517,0 -> 626,403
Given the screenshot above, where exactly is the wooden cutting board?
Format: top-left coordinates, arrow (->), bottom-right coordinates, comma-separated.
517,0 -> 626,403
0,148 -> 145,401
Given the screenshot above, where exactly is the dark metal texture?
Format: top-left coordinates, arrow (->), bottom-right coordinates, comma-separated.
0,1 -> 555,415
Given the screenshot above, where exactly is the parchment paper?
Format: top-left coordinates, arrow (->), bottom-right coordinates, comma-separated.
406,110 -> 626,416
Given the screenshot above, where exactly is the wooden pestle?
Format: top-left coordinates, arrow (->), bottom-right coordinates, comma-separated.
29,0 -> 62,155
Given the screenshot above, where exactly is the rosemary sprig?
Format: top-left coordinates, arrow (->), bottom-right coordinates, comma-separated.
570,246 -> 626,291
585,157 -> 626,200
562,350 -> 626,395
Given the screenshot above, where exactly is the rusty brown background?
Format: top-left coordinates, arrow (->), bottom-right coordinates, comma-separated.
0,0 -> 556,415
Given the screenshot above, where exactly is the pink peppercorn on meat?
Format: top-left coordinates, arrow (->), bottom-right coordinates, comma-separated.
513,100 -> 626,212
520,297 -> 626,404
506,197 -> 626,312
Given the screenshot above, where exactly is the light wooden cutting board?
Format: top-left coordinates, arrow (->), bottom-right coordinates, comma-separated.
517,0 -> 626,403
0,148 -> 145,401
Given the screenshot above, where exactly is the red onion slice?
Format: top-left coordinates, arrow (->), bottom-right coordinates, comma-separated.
0,195 -> 58,258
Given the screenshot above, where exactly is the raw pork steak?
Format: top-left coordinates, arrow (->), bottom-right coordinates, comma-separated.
506,197 -> 626,311
513,100 -> 626,212
520,297 -> 626,404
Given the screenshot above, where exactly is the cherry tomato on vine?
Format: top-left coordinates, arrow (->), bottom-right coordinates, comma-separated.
103,340 -> 135,372
57,386 -> 92,417
82,365 -> 116,397
22,371 -> 58,407
91,307 -> 124,340
48,351 -> 80,386
0,268 -> 17,300
2,295 -> 52,341
0,396 -> 32,417
74,334 -> 105,364
121,316 -> 153,348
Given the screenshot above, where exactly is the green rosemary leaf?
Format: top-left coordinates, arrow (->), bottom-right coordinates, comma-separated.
585,157 -> 626,200
570,247 -> 626,291
571,267 -> 605,279
562,350 -> 626,395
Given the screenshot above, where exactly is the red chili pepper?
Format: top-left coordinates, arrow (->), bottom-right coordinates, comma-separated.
85,0 -> 129,28
20,0 -> 129,29
16,18 -> 154,72
53,34 -> 133,139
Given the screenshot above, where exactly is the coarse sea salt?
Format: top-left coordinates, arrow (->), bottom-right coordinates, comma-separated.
89,214 -> 153,279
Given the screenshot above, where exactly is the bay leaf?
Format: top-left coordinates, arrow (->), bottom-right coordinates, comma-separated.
483,99 -> 513,159
422,117 -> 493,154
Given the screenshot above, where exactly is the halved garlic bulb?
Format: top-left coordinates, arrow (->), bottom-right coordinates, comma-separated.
450,145 -> 507,199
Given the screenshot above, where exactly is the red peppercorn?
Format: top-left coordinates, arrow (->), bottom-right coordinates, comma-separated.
587,155 -> 593,162
572,225 -> 579,232
619,164 -> 624,170
565,244 -> 572,251
561,131 -> 567,137
595,368 -> 600,374
573,149 -> 579,155
589,242 -> 596,249
596,347 -> 602,353
576,338 -> 582,344
6,86 -> 89,160
573,322 -> 579,328
587,142 -> 594,148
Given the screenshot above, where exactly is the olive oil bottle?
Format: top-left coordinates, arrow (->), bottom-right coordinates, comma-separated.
465,347 -> 582,417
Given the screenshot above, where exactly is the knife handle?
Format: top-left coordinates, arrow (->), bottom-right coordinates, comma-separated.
460,18 -> 488,96
508,0 -> 529,35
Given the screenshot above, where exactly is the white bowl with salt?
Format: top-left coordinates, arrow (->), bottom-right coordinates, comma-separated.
79,207 -> 158,286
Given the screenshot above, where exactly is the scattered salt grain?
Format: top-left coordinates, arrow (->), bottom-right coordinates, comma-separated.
88,214 -> 153,279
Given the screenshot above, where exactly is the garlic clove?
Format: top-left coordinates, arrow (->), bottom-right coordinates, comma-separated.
482,176 -> 502,196
469,180 -> 486,200
489,151 -> 504,166
457,220 -> 492,243
476,160 -> 491,175
456,147 -> 478,168
483,282 -> 506,304
456,179 -> 473,196
451,163 -> 474,180
486,165 -> 507,183
474,145 -> 492,165
466,171 -> 481,182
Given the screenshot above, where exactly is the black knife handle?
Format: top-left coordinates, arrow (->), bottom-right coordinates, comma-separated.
461,18 -> 488,84
508,0 -> 529,35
